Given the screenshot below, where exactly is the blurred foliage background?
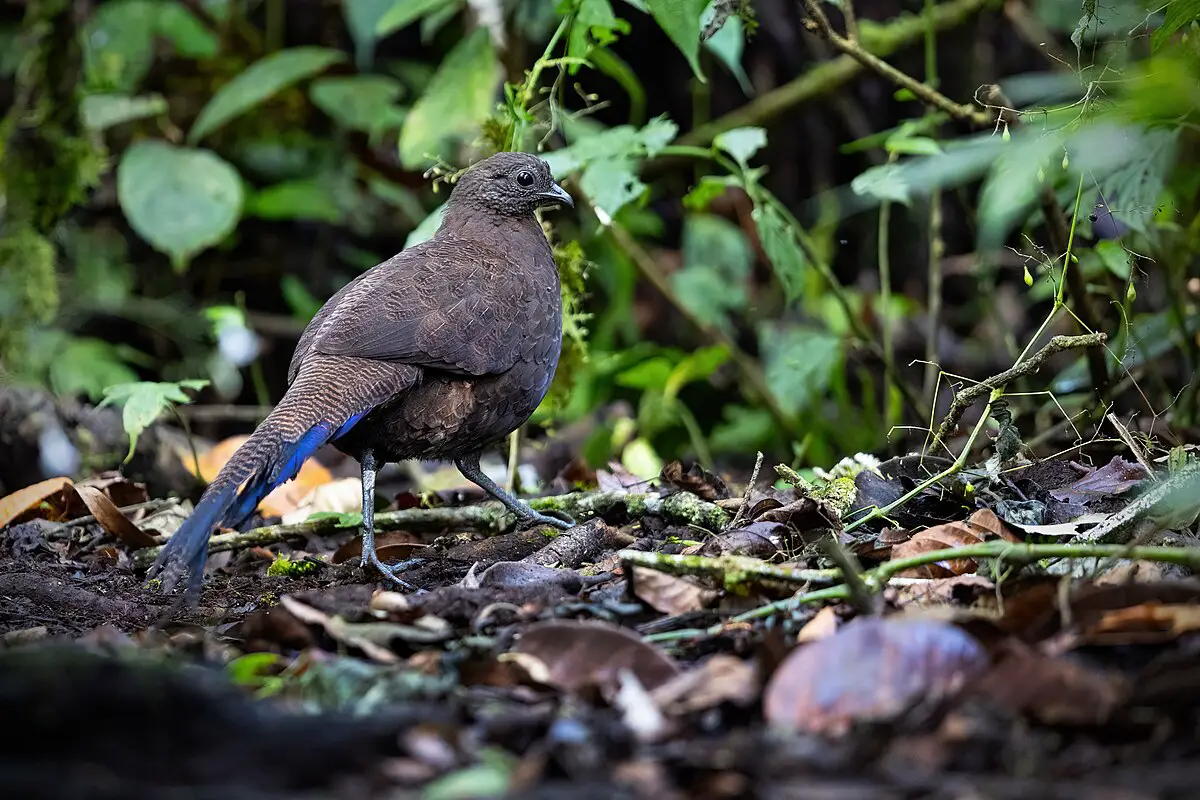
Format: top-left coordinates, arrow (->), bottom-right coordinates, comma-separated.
1,0 -> 1198,488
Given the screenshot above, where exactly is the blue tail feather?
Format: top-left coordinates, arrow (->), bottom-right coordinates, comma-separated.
152,410 -> 368,593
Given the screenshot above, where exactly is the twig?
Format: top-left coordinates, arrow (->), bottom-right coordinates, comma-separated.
639,538 -> 1200,642
677,0 -> 1000,147
133,490 -> 731,568
931,333 -> 1106,448
621,550 -> 841,588
800,0 -> 991,125
727,451 -> 763,530
1106,412 -> 1155,479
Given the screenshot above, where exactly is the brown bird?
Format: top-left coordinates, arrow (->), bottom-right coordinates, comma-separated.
150,152 -> 575,593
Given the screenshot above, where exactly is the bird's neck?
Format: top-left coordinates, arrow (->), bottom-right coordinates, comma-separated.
438,206 -> 550,251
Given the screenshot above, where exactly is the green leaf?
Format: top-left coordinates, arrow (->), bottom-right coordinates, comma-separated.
82,0 -> 158,92
617,356 -> 675,389
714,126 -> 766,166
189,47 -> 345,143
156,2 -> 219,57
1091,125 -> 1179,235
117,141 -> 245,270
405,201 -> 447,248
703,4 -> 750,93
1152,0 -> 1200,51
543,116 -> 678,221
80,93 -> 167,131
377,0 -> 457,36
850,162 -> 912,205
885,135 -> 942,156
342,0 -> 398,66
310,75 -> 406,134
759,323 -> 842,416
1094,240 -> 1132,279
48,337 -> 138,401
280,275 -> 323,321
671,214 -> 751,328
99,380 -> 209,461
569,0 -> 631,63
752,203 -> 806,304
247,178 -> 343,223
683,175 -> 736,210
398,26 -> 499,168
646,0 -> 709,80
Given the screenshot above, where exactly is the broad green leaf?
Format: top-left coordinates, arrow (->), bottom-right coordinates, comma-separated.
1152,0 -> 1200,51
1091,125 -> 1179,235
82,0 -> 158,92
156,2 -> 219,57
683,175 -> 737,210
569,0 -> 631,63
80,93 -> 167,131
671,214 -> 751,329
752,204 -> 806,304
342,0 -> 397,66
851,162 -> 912,205
310,75 -> 406,134
703,4 -> 750,93
118,141 -> 244,270
714,126 -> 766,166
709,405 -> 774,454
1094,240 -> 1132,279
885,135 -> 942,156
247,179 -> 343,223
543,116 -> 677,221
646,0 -> 709,80
48,337 -> 138,401
977,128 -> 1061,251
280,275 -> 323,321
665,344 -> 730,401
377,0 -> 457,36
398,27 -> 499,168
100,380 -> 209,461
189,47 -> 345,143
759,323 -> 842,416
617,356 -> 675,389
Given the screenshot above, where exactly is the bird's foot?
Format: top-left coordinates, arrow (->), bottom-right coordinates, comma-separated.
360,547 -> 417,590
513,507 -> 575,531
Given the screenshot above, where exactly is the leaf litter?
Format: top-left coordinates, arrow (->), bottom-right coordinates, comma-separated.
4,432 -> 1200,797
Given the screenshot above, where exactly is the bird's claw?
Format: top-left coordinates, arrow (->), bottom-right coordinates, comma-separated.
515,509 -> 575,531
360,548 -> 417,590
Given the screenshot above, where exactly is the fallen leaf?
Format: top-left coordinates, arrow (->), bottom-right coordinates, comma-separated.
282,477 -> 363,525
796,606 -> 840,643
632,566 -> 719,615
887,575 -> 996,610
72,484 -> 157,548
688,521 -> 782,558
968,638 -> 1126,724
650,654 -> 758,714
1008,512 -> 1110,538
0,477 -> 73,529
188,435 -> 334,518
596,460 -> 649,493
1087,602 -> 1200,643
1050,456 -> 1150,505
660,460 -> 732,500
511,620 -> 680,696
279,595 -> 398,663
892,509 -> 1021,578
332,531 -> 420,564
763,616 -> 988,735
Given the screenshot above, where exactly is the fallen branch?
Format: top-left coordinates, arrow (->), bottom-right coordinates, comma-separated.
133,490 -> 730,568
639,539 -> 1200,642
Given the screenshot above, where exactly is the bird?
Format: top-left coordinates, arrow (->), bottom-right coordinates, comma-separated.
148,151 -> 575,594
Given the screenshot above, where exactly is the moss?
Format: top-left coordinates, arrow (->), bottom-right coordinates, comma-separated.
266,556 -> 320,577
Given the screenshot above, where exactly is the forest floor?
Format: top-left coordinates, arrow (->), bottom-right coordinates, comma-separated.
4,401 -> 1200,798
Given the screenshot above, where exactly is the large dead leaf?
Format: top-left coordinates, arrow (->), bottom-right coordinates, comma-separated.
660,460 -> 732,500
0,477 -> 72,529
510,620 -> 680,696
968,638 -> 1127,724
1086,602 -> 1200,644
632,566 -> 719,615
188,435 -> 334,518
1050,456 -> 1150,505
72,484 -> 157,548
763,616 -> 988,735
650,654 -> 757,714
892,509 -> 1021,578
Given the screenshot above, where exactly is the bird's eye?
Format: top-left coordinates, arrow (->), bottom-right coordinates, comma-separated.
516,171 -> 535,187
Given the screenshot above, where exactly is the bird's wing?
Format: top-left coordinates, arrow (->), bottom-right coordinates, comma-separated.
303,238 -> 540,376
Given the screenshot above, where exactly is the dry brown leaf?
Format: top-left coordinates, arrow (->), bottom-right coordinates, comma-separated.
188,435 -> 334,518
763,616 -> 988,735
1087,602 -> 1200,643
72,484 -> 157,548
279,595 -> 398,663
968,638 -> 1127,725
660,461 -> 732,500
0,477 -> 73,529
892,509 -> 1021,578
511,620 -> 680,696
888,575 -> 997,610
650,654 -> 758,714
332,531 -> 421,564
632,566 -> 719,615
796,606 -> 840,643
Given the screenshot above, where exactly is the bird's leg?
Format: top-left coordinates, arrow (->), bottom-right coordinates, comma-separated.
358,448 -> 414,590
455,452 -> 574,530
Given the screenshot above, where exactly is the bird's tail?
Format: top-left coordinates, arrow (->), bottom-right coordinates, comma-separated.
147,387 -> 368,594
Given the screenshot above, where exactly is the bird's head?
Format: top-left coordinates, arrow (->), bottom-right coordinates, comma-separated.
447,152 -> 573,217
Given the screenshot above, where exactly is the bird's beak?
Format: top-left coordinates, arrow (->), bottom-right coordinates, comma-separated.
538,181 -> 574,209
